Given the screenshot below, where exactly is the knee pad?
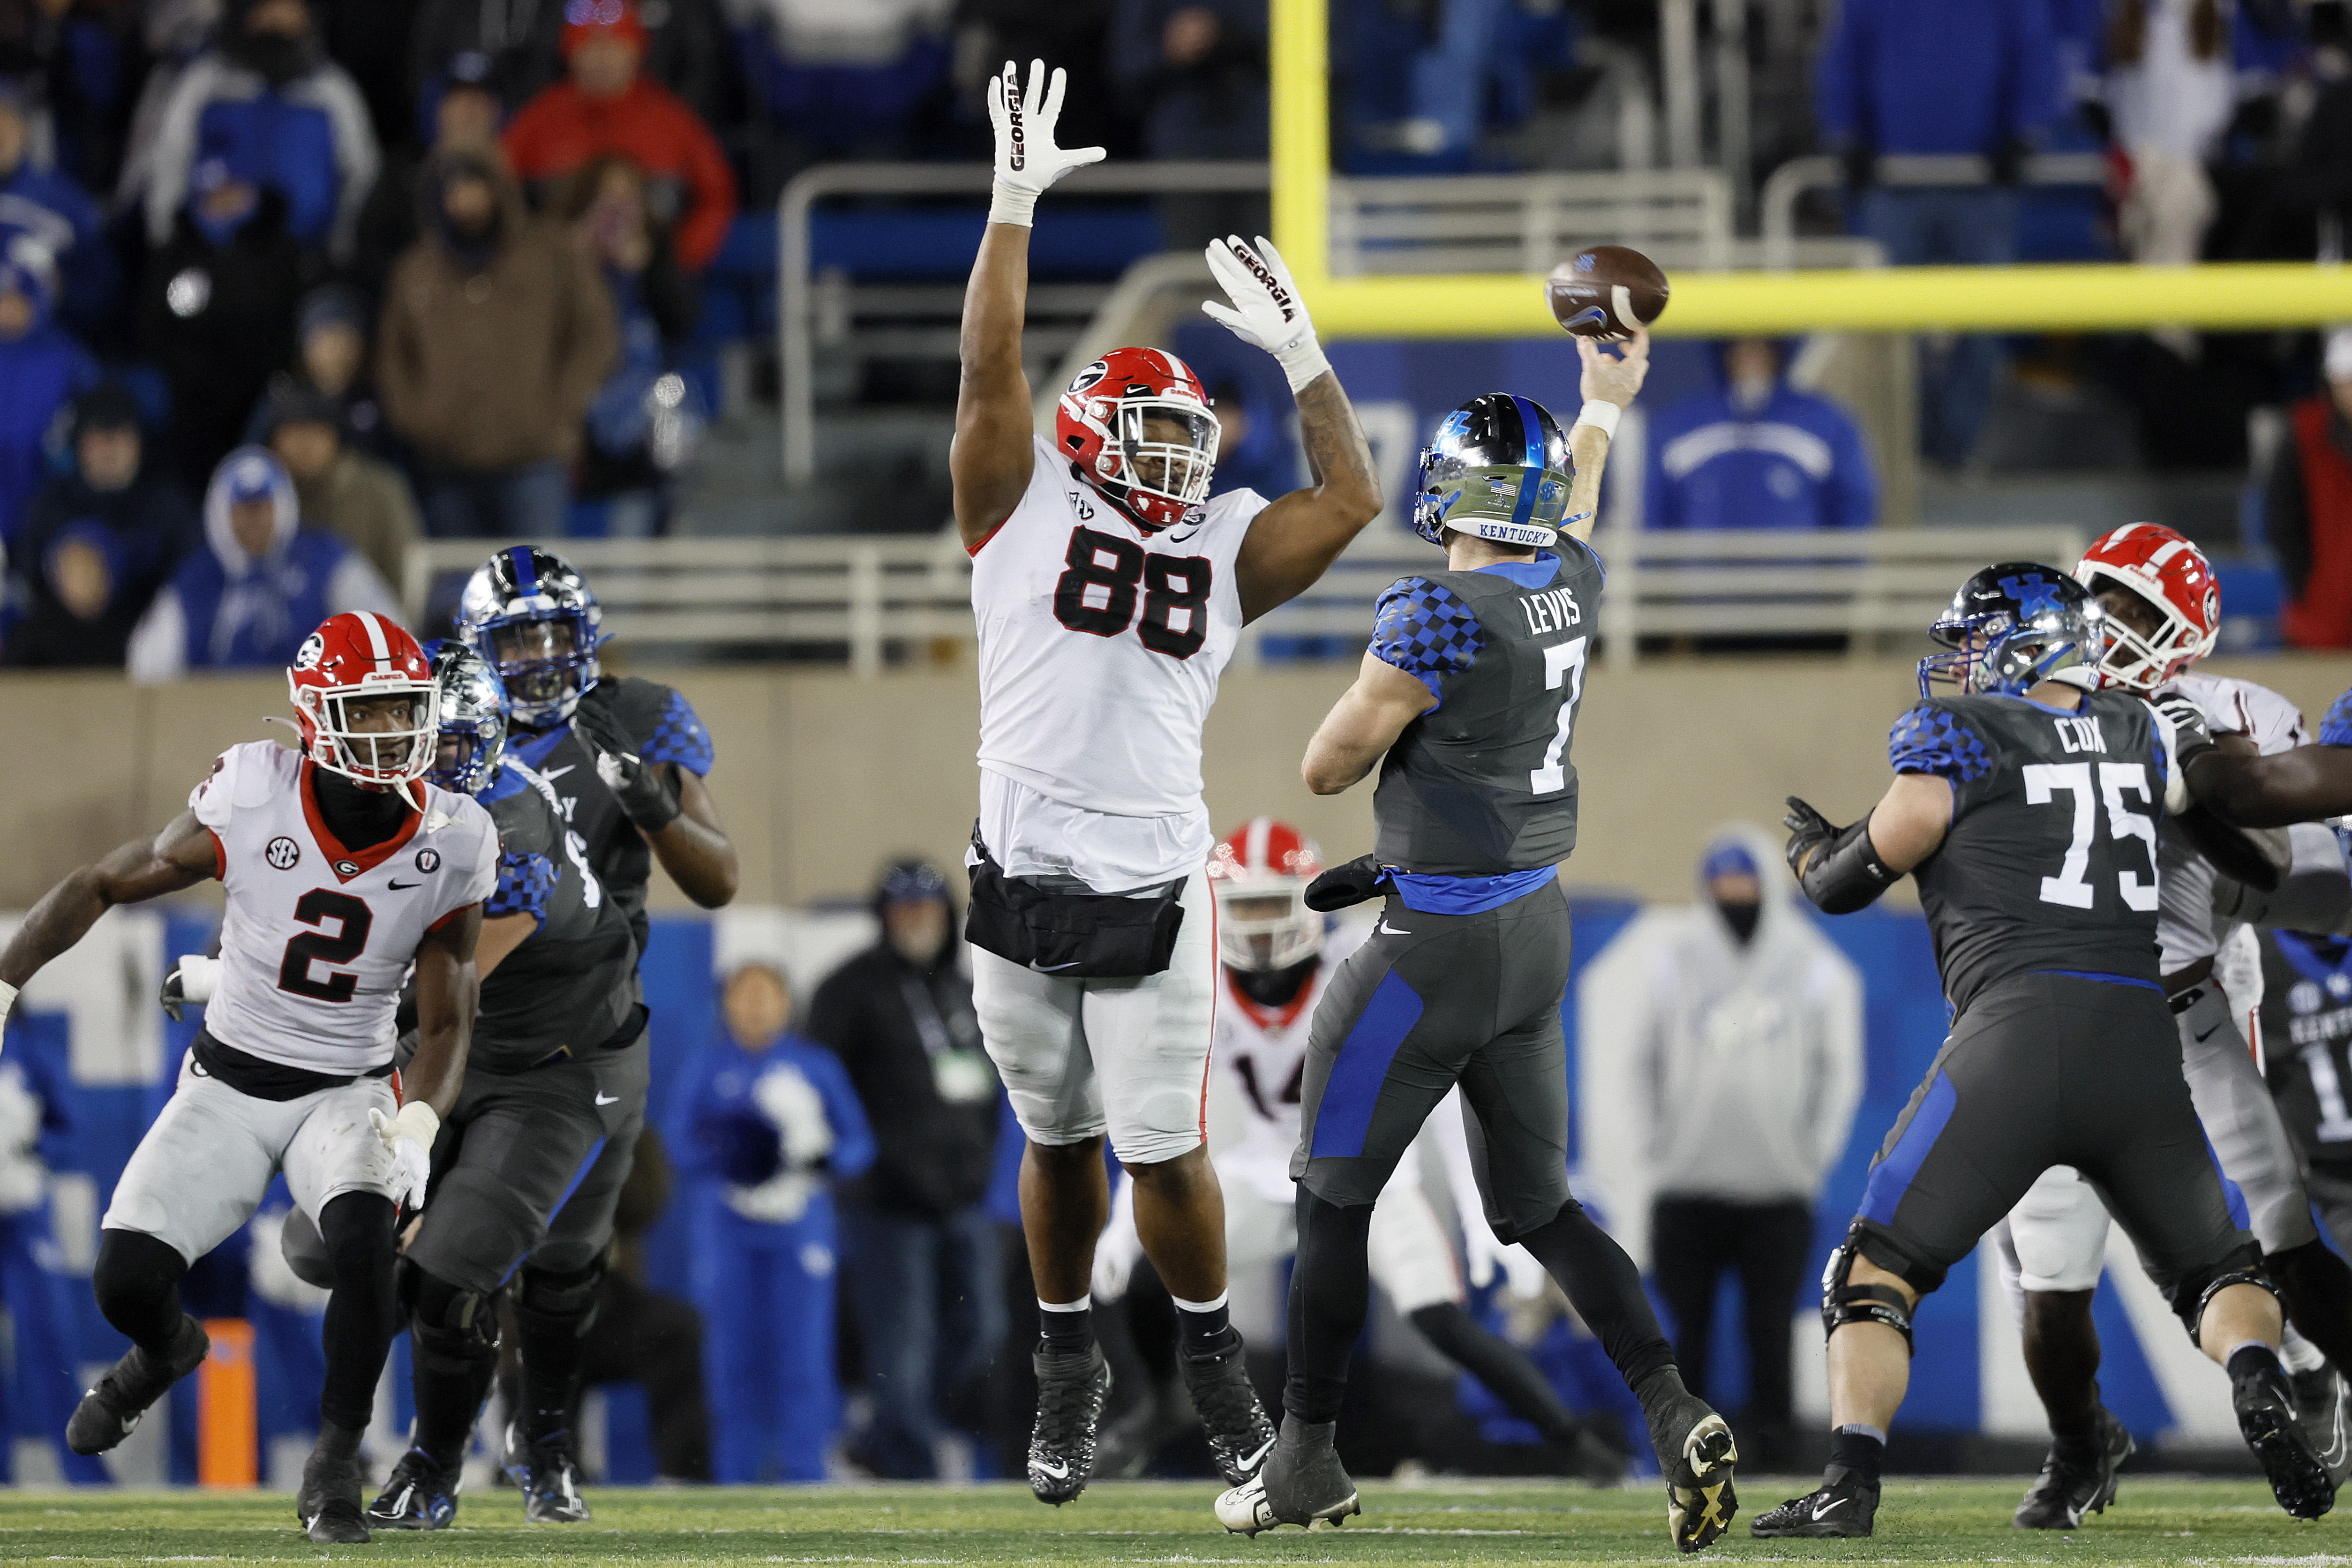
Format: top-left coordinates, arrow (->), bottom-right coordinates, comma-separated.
91,1229 -> 188,1321
407,1268 -> 501,1376
516,1258 -> 605,1341
316,1192 -> 398,1282
1821,1227 -> 1915,1354
2179,1260 -> 2280,1345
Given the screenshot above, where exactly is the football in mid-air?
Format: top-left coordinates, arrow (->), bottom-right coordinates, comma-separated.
1546,246 -> 1669,341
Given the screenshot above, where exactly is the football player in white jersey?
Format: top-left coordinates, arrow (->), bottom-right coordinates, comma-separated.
953,60 -> 1382,1503
1091,820 -> 1628,1483
0,611 -> 497,1544
1994,524 -> 2352,1526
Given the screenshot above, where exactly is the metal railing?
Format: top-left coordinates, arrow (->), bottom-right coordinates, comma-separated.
777,160 -> 1268,489
1759,151 -> 2111,270
1330,168 -> 1736,275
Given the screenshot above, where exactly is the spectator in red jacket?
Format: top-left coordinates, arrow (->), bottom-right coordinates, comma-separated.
2272,329 -> 2352,649
500,0 -> 736,273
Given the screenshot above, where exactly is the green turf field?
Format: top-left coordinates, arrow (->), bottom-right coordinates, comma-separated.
0,1477 -> 2347,1564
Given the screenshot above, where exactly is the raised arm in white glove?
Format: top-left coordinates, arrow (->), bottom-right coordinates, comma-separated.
369,1102 -> 439,1214
1203,235 -> 1330,393
987,59 -> 1105,229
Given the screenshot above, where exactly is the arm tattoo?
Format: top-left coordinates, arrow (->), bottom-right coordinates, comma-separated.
1294,372 -> 1376,500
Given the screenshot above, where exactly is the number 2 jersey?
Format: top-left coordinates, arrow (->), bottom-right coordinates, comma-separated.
968,435 -> 1265,888
1368,542 -> 1605,877
193,741 -> 499,1075
1891,689 -> 2187,1016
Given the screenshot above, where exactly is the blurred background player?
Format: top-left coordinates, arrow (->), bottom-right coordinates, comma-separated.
343,640 -> 651,1529
1989,525 -> 2352,1530
1766,567 -> 2330,1539
1093,818 -> 1629,1484
673,957 -> 874,1483
0,610 -> 496,1542
1630,824 -> 1863,1469
453,543 -> 736,1515
1220,352 -> 1744,1552
949,59 -> 1379,1503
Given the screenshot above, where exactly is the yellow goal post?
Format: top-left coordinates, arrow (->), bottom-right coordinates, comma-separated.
1269,0 -> 2352,337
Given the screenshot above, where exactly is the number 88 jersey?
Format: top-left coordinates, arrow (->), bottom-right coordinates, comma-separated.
1893,690 -> 2188,1017
969,435 -> 1262,818
192,741 -> 499,1075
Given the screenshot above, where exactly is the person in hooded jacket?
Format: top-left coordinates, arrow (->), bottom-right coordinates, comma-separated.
123,444 -> 398,682
0,81 -> 118,343
5,382 -> 198,667
376,147 -> 617,539
141,0 -> 379,264
0,245 -> 95,553
804,858 -> 1008,1480
1643,339 -> 1878,533
1628,824 -> 1864,1460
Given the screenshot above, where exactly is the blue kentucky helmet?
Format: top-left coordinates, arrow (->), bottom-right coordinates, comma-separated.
1918,563 -> 2109,699
455,546 -> 606,729
1410,394 -> 1574,549
421,638 -> 511,796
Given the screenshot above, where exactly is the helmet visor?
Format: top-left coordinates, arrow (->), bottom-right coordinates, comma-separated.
1116,402 -> 1218,510
487,613 -> 588,711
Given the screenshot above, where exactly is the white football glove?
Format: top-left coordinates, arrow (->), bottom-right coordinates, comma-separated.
160,954 -> 220,1023
369,1102 -> 439,1214
1091,1176 -> 1144,1302
753,1065 -> 836,1168
987,59 -> 1104,229
1202,235 -> 1330,392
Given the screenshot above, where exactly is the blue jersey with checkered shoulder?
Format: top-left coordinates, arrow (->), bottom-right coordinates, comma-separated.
1367,540 -> 1605,876
472,759 -> 642,1071
1894,690 -> 2169,1015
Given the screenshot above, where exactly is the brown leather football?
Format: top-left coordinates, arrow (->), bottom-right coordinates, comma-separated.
1546,246 -> 1669,341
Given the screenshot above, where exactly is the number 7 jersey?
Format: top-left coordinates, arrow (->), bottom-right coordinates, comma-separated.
969,436 -> 1263,818
191,741 -> 499,1074
1892,690 -> 2186,1016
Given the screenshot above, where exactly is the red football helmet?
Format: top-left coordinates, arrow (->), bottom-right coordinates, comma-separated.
1054,346 -> 1220,532
286,611 -> 439,789
1207,818 -> 1323,972
2074,523 -> 2220,691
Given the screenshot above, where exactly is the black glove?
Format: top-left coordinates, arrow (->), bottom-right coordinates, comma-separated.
1305,854 -> 1393,912
571,689 -> 683,832
2150,690 -> 2217,768
1783,795 -> 1839,878
160,965 -> 188,1025
1988,135 -> 2031,187
1840,141 -> 1877,195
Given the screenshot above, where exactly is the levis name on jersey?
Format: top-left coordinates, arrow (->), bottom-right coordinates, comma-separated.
191,741 -> 498,1075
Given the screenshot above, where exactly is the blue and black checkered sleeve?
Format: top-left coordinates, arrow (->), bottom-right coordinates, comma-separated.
2321,685 -> 2352,747
1369,577 -> 1485,703
639,688 -> 716,776
1889,702 -> 1992,784
485,849 -> 555,925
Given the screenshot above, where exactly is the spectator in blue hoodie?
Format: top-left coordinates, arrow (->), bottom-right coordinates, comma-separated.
1645,339 -> 1878,533
673,959 -> 876,1483
141,0 -> 379,264
123,445 -> 398,682
0,243 -> 97,554
1815,0 -> 2059,467
0,83 -> 117,343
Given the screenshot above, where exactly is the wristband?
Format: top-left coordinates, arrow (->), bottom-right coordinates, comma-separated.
1572,400 -> 1623,441
176,954 -> 220,1005
388,1099 -> 440,1148
1274,337 -> 1332,394
1798,814 -> 1901,915
987,184 -> 1038,228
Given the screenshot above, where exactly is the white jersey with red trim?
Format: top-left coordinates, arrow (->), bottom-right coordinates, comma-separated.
969,436 -> 1265,888
191,741 -> 498,1074
1216,922 -> 1371,1204
2156,672 -> 2308,973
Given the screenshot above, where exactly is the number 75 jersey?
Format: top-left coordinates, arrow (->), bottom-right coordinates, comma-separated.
191,741 -> 499,1075
1892,690 -> 2188,1017
969,436 -> 1263,817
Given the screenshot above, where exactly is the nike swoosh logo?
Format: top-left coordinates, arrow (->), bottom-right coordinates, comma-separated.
540,765 -> 576,780
388,879 -> 420,890
2195,1023 -> 2224,1042
1239,1435 -> 1276,1471
595,1092 -> 620,1105
1034,1458 -> 1071,1479
1374,919 -> 1410,936
1812,1497 -> 1849,1520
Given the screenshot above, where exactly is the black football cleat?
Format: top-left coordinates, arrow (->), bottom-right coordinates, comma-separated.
367,1447 -> 460,1530
296,1438 -> 372,1544
1028,1340 -> 1112,1505
2235,1352 -> 2336,1520
2294,1365 -> 2352,1487
2014,1407 -> 2133,1529
1647,1388 -> 1739,1551
66,1314 -> 208,1456
1179,1327 -> 1276,1486
1215,1415 -> 1359,1536
503,1422 -> 592,1523
1750,1474 -> 1878,1539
